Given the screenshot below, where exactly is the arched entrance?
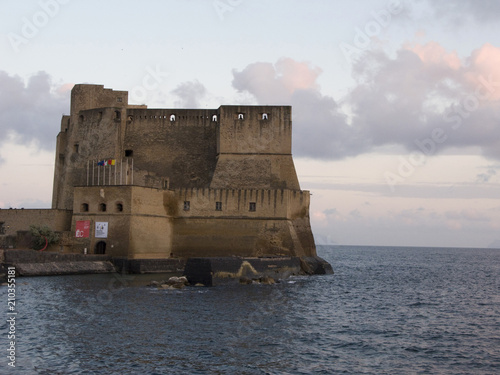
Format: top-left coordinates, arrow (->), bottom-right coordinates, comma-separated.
95,241 -> 106,254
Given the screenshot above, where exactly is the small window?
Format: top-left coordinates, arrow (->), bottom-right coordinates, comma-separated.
81,203 -> 89,212
238,113 -> 244,120
249,202 -> 256,212
0,222 -> 5,235
212,115 -> 217,122
79,115 -> 84,123
115,111 -> 121,120
116,203 -> 123,212
99,203 -> 107,212
262,113 -> 268,120
183,201 -> 190,211
125,149 -> 133,157
74,144 -> 79,154
170,114 -> 176,122
215,202 -> 222,211
117,97 -> 123,103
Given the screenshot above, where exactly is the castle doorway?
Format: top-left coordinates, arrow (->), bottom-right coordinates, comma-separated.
95,241 -> 106,254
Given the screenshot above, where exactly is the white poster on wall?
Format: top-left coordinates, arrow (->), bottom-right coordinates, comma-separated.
95,222 -> 108,238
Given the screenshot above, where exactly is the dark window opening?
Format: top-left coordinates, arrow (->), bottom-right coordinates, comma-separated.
0,222 -> 5,235
81,203 -> 89,212
249,202 -> 256,212
116,203 -> 123,212
115,111 -> 121,120
99,203 -> 107,212
125,150 -> 133,157
183,201 -> 190,211
216,202 -> 222,211
74,144 -> 79,154
79,114 -> 84,123
117,97 -> 123,103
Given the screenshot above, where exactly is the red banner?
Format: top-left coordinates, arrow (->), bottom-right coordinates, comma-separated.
75,220 -> 90,238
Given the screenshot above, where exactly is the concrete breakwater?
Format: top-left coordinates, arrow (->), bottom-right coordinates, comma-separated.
0,249 -> 332,285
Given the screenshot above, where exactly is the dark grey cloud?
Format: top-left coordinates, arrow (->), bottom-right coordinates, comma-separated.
171,80 -> 207,108
0,70 -> 69,151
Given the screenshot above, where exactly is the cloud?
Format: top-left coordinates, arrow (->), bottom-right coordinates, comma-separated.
232,58 -> 369,159
232,44 -> 500,160
428,0 -> 500,26
171,80 -> 207,108
0,70 -> 70,152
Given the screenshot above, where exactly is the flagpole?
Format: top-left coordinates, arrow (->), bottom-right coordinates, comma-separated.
131,158 -> 134,185
114,161 -> 117,185
109,162 -> 111,185
126,158 -> 129,185
87,160 -> 89,186
98,163 -> 100,186
92,161 -> 95,186
120,159 -> 123,185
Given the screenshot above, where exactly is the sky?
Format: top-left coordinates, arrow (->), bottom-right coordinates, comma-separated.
1,0 -> 500,248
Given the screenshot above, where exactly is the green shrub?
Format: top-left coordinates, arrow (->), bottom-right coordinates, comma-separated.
29,225 -> 59,250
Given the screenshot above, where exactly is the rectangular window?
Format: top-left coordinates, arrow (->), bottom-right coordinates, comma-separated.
215,202 -> 222,211
183,201 -> 190,211
249,202 -> 256,212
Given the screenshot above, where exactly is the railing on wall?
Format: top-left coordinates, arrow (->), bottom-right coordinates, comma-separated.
86,158 -> 134,186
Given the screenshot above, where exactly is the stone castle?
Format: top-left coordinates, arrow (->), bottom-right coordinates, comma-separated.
1,84 -> 320,265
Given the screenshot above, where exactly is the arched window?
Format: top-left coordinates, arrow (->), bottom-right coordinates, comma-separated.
99,203 -> 107,212
238,113 -> 244,120
170,114 -> 176,122
116,203 -> 123,212
212,115 -> 218,122
81,203 -> 89,212
115,111 -> 121,120
262,113 -> 268,120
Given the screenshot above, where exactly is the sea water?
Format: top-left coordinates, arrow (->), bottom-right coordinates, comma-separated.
1,246 -> 499,374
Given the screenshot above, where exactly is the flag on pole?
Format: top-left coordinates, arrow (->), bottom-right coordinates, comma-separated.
97,159 -> 115,166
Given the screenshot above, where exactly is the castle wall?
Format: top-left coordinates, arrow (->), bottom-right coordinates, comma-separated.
123,108 -> 218,189
210,106 -> 300,190
171,188 -> 315,258
0,209 -> 72,250
71,186 -> 174,258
